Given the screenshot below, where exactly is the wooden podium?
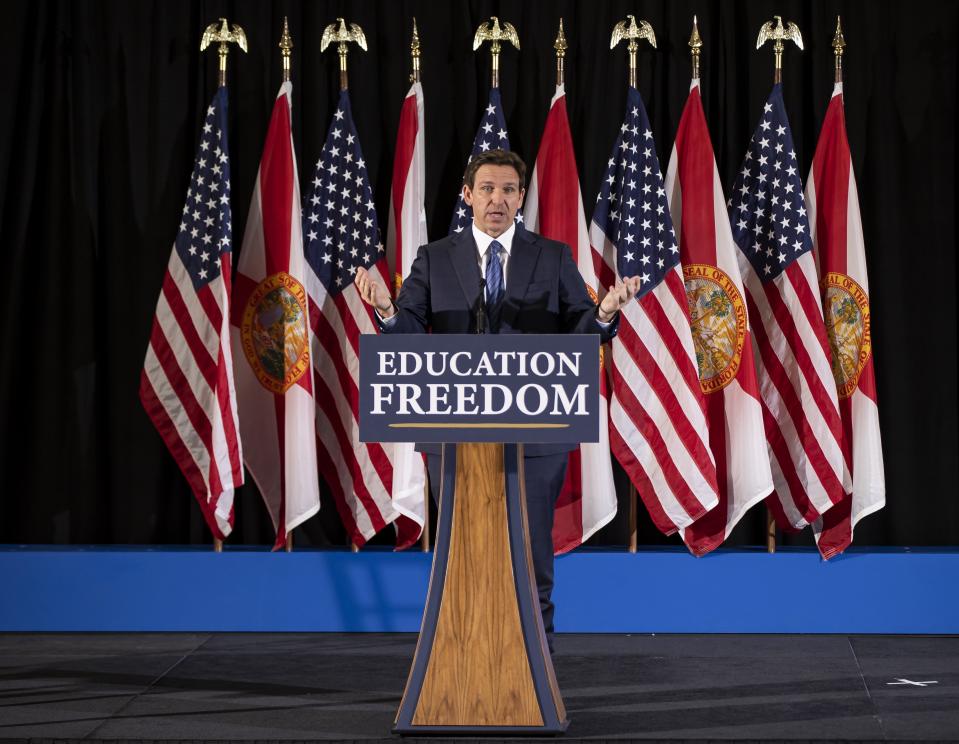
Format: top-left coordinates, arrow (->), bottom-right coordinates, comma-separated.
359,333 -> 599,736
393,442 -> 568,735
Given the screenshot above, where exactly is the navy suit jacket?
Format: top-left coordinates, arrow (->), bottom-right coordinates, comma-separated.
381,226 -> 619,456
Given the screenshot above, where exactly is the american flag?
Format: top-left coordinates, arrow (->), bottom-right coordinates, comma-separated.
524,84 -> 618,553
590,87 -> 719,535
302,90 -> 399,547
449,87 -> 512,235
728,83 -> 848,530
386,81 -> 429,550
140,87 -> 243,540
806,82 -> 885,557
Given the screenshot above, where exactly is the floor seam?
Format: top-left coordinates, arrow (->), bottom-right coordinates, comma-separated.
80,633 -> 215,740
847,634 -> 885,740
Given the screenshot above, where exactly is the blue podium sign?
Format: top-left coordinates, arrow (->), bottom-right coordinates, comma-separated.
359,334 -> 600,444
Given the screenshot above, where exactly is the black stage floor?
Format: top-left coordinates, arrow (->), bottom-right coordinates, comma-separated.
0,634 -> 956,742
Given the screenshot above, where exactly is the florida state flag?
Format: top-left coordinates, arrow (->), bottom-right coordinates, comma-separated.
665,80 -> 773,555
806,82 -> 886,558
231,82 -> 320,548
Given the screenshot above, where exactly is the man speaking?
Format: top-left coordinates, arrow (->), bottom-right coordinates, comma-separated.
355,149 -> 640,649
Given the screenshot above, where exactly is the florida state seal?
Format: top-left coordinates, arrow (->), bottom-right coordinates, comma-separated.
240,272 -> 311,394
683,264 -> 747,394
822,272 -> 871,399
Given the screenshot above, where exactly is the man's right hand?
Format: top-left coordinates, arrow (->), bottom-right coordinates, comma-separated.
354,267 -> 395,318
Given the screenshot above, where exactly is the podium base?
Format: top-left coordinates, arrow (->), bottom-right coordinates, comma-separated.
393,442 -> 567,735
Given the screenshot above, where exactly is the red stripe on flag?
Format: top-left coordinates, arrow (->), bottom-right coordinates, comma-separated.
149,322 -> 214,454
260,95 -> 294,276
391,92 -> 418,275
139,372 -> 226,540
812,94 -> 851,275
609,361 -> 708,527
673,87 -> 719,266
312,370 -> 389,540
746,292 -> 842,521
161,273 -> 216,390
608,420 -> 676,535
616,312 -> 716,489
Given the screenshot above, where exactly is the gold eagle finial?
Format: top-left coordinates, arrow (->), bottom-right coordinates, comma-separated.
321,17 -> 368,53
200,17 -> 248,53
610,14 -> 657,50
756,15 -> 803,51
472,16 -> 520,51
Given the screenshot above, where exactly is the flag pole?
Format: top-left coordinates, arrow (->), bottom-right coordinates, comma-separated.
201,17 -> 248,90
610,15 -> 656,553
756,15 -> 803,553
756,15 -> 804,86
199,17 -> 247,553
407,18 -> 431,555
321,17 -> 368,92
322,18 -> 367,552
554,19 -> 567,86
610,14 -> 657,90
473,16 -> 520,90
280,17 -> 295,553
833,16 -> 845,84
689,16 -> 702,80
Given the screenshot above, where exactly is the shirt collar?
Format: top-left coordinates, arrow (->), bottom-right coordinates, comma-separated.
472,222 -> 516,258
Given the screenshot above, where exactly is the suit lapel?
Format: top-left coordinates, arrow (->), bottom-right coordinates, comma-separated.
504,227 -> 541,306
448,230 -> 482,311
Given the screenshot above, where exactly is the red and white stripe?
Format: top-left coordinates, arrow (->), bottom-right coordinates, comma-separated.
385,81 -> 428,550
305,264 -> 399,547
665,80 -> 773,555
231,82 -> 320,548
737,219 -> 848,528
524,84 -> 618,553
806,82 -> 885,557
592,243 -> 719,534
141,237 -> 243,540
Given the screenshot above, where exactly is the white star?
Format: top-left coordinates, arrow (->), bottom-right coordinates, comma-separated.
760,119 -> 771,131
759,137 -> 770,149
335,109 -> 344,120
764,103 -> 772,113
623,250 -> 635,262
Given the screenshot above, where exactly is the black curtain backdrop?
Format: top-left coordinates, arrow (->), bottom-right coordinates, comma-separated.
0,0 -> 955,548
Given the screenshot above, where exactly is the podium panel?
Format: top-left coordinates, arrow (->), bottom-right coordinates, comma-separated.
394,442 -> 567,735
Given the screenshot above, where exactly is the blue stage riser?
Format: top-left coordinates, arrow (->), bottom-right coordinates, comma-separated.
2,549 -> 956,633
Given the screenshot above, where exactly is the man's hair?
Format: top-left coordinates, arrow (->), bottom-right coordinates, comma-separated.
463,149 -> 526,189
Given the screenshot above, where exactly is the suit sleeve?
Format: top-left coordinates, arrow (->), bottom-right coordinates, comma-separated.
380,244 -> 431,334
557,243 -> 619,342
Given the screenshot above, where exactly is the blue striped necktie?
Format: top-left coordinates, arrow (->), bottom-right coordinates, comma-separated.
485,240 -> 505,332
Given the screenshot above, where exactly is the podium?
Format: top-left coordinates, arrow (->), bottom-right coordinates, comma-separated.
359,334 -> 599,735
393,442 -> 567,734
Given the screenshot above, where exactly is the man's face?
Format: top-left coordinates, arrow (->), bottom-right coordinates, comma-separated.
463,164 -> 525,238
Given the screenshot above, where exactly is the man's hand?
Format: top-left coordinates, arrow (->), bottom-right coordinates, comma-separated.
598,276 -> 643,322
354,267 -> 395,318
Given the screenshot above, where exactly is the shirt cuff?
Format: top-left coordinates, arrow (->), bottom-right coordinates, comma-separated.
375,306 -> 399,327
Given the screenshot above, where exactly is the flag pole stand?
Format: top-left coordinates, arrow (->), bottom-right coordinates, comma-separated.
628,484 -> 638,553
766,509 -> 776,553
285,532 -> 293,552
213,537 -> 224,553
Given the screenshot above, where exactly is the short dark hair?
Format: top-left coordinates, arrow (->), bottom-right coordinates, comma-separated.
463,149 -> 526,189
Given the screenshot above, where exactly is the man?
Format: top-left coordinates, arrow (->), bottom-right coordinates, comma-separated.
355,149 -> 640,648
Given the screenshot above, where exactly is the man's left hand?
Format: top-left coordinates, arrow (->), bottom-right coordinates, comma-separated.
597,276 -> 642,322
